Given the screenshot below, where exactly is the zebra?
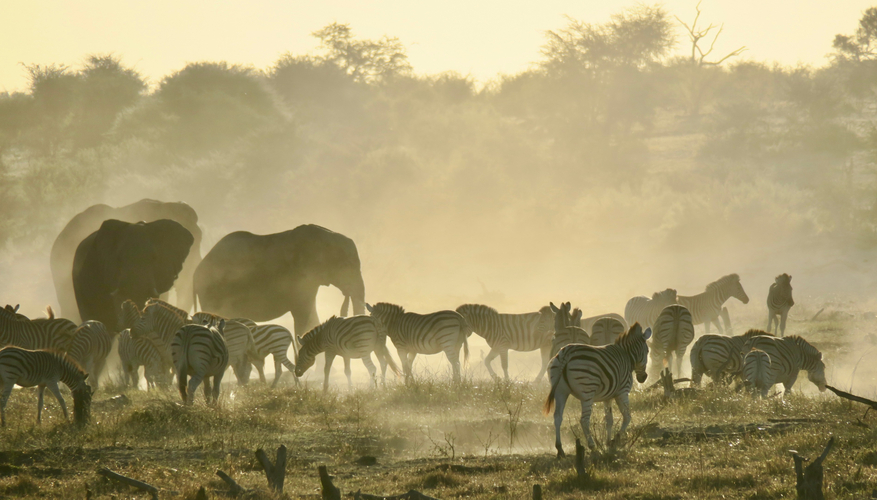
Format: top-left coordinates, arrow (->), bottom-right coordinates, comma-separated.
742,348 -> 776,398
455,304 -> 554,381
232,318 -> 300,387
767,273 -> 794,337
65,320 -> 117,390
191,312 -> 260,385
172,322 -> 229,405
689,329 -> 772,385
677,274 -> 749,334
741,334 -> 827,395
544,324 -> 652,454
118,329 -> 171,389
624,289 -> 677,330
549,302 -> 590,357
648,305 -> 695,380
294,315 -> 399,391
0,346 -> 92,426
0,305 -> 77,351
131,301 -> 189,371
588,317 -> 627,346
116,299 -> 143,332
366,303 -> 469,382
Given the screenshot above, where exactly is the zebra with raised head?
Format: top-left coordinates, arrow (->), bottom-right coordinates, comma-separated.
294,315 -> 399,391
65,320 -> 117,390
118,329 -> 171,389
455,304 -> 554,381
588,317 -> 627,346
678,274 -> 749,334
624,289 -> 677,330
742,348 -> 776,398
366,303 -> 469,382
129,300 -> 188,372
767,273 -> 794,337
544,324 -> 652,454
191,312 -> 260,385
0,346 -> 92,426
232,318 -> 300,387
0,305 -> 77,351
741,334 -> 827,395
549,302 -> 590,357
689,329 -> 772,385
648,305 -> 695,380
172,322 -> 229,405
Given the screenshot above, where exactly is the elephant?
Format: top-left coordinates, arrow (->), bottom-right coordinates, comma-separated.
51,199 -> 202,323
193,225 -> 365,337
72,219 -> 194,330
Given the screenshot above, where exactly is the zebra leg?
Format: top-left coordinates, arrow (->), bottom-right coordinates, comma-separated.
271,355 -> 283,388
376,351 -> 388,386
534,344 -> 551,382
407,352 -> 418,380
483,347 -> 500,379
780,311 -> 788,337
603,401 -> 614,446
213,373 -> 224,403
186,374 -> 204,405
278,353 -> 300,387
323,353 -> 336,393
675,347 -> 686,377
0,382 -> 11,426
343,357 -> 353,389
203,376 -> 213,404
37,384 -> 45,424
254,356 -> 267,385
615,393 -> 632,442
767,311 -> 774,334
361,355 -> 377,388
46,381 -> 68,422
445,347 -> 462,382
784,371 -> 799,395
579,399 -> 596,450
552,381 -> 571,458
499,350 -> 510,381
704,321 -> 710,334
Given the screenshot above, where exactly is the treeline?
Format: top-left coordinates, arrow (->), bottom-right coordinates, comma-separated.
3,5 -> 877,302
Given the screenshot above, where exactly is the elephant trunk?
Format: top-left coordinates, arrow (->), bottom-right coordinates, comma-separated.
340,295 -> 350,317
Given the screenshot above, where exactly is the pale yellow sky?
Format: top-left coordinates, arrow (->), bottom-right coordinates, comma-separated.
0,1 -> 872,92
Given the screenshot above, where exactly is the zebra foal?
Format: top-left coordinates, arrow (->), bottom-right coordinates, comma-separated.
233,318 -> 300,387
648,305 -> 695,380
767,273 -> 794,337
118,329 -> 170,389
624,289 -> 677,330
0,347 -> 91,426
742,334 -> 826,395
742,348 -> 776,398
678,274 -> 749,334
172,323 -> 229,405
366,303 -> 469,382
689,330 -> 772,385
544,324 -> 651,454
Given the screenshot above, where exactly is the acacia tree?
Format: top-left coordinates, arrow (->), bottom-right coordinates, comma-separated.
312,23 -> 411,83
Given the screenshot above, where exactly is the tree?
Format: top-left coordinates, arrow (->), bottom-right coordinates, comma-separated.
72,54 -> 146,148
832,7 -> 877,61
312,23 -> 411,83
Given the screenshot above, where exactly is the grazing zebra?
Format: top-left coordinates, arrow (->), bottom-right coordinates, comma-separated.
741,334 -> 827,395
191,312 -> 260,384
65,320 -> 117,390
294,315 -> 399,391
455,304 -> 554,381
0,305 -> 77,351
689,330 -> 772,385
366,303 -> 469,382
742,348 -> 775,398
767,273 -> 794,337
648,305 -> 695,380
549,302 -> 590,357
588,317 -> 627,346
232,318 -> 300,387
544,324 -> 652,454
172,323 -> 229,405
118,329 -> 170,389
677,274 -> 749,334
624,289 -> 677,330
0,346 -> 92,426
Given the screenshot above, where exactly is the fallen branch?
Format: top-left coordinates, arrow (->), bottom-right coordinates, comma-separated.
826,385 -> 877,410
790,436 -> 835,500
810,308 -> 825,321
354,490 -> 441,500
97,467 -> 159,500
215,470 -> 245,496
256,445 -> 287,492
320,465 -> 440,500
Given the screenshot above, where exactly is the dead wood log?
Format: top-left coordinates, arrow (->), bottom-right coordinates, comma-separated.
354,490 -> 441,500
97,467 -> 159,500
790,437 -> 835,500
195,486 -> 209,500
810,308 -> 825,321
320,465 -> 440,500
575,438 -> 587,480
826,385 -> 877,410
319,465 -> 342,500
255,445 -> 287,492
215,470 -> 245,496
532,484 -> 542,500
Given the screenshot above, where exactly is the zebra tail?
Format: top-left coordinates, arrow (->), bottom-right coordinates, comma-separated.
543,356 -> 568,415
176,336 -> 189,401
377,341 -> 401,376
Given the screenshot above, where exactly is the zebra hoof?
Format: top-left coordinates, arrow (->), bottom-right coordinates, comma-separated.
556,448 -> 566,459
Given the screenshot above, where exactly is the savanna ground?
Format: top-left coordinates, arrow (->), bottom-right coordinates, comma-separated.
1,303 -> 876,500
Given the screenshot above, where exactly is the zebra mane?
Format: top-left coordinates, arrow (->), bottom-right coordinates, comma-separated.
147,299 -> 189,320
738,329 -> 773,340
787,335 -> 823,361
371,302 -> 405,316
615,323 -> 644,345
706,274 -> 740,292
457,304 -> 499,316
301,318 -> 336,345
43,349 -> 88,377
538,305 -> 553,316
0,306 -> 29,322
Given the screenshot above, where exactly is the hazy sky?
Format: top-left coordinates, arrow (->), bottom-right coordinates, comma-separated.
1,1 -> 873,91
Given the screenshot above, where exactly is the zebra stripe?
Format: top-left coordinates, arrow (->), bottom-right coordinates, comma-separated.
66,320 -> 117,390
191,312 -> 260,385
232,318 -> 299,388
742,348 -> 776,398
295,315 -> 399,391
544,324 -> 652,454
118,329 -> 170,389
455,304 -> 554,381
741,335 -> 826,395
549,302 -> 589,357
0,346 -> 91,426
624,289 -> 677,330
648,305 -> 695,379
588,317 -> 627,347
367,303 -> 469,382
677,274 -> 749,334
117,299 -> 143,332
172,323 -> 229,405
767,274 -> 794,337
0,306 -> 77,351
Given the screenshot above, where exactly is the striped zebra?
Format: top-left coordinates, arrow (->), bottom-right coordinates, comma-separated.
0,346 -> 92,426
118,329 -> 171,389
455,304 -> 554,381
117,299 -> 143,332
232,318 -> 300,387
648,305 -> 695,380
131,301 -> 189,371
191,312 -> 260,384
294,315 -> 399,391
689,329 -> 772,385
767,273 -> 794,337
742,348 -> 775,398
544,324 -> 652,454
0,305 -> 77,351
549,302 -> 590,357
588,317 -> 627,346
678,274 -> 749,334
65,320 -> 117,390
366,303 -> 469,382
741,334 -> 827,395
624,289 -> 677,330
3,305 -> 55,321
172,323 -> 229,405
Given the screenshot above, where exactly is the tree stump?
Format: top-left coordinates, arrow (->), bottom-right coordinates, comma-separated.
575,438 -> 588,481
532,484 -> 542,500
256,445 -> 287,493
319,465 -> 342,500
791,437 -> 835,500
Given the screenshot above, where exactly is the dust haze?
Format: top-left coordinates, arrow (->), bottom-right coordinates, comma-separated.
2,4 -> 877,392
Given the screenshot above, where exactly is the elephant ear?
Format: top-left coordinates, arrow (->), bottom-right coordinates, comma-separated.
145,220 -> 194,293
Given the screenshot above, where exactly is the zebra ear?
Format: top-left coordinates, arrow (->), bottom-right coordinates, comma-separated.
13,304 -> 19,313
643,327 -> 652,340
549,302 -> 559,313
366,303 -> 374,314
217,319 -> 225,334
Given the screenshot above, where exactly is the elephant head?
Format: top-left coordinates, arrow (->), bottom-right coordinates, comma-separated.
302,228 -> 366,316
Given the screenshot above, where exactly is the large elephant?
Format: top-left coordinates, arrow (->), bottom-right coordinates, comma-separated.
193,225 -> 365,337
73,219 -> 194,330
51,199 -> 203,322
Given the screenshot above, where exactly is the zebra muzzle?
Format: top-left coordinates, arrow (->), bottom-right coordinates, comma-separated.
636,371 -> 648,383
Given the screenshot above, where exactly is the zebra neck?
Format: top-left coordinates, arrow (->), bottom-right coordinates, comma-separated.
60,366 -> 83,391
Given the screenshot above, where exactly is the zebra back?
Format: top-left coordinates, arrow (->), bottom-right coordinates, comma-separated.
0,306 -> 77,351
368,303 -> 468,356
455,304 -> 502,345
66,320 -> 113,366
588,317 -> 626,346
623,289 -> 677,329
678,274 -> 748,326
742,348 -> 775,396
0,346 -> 89,391
581,313 -> 627,337
651,305 -> 695,354
171,324 -> 229,378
